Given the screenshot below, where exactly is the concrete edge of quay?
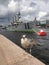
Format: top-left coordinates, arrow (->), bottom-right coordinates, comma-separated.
0,34 -> 45,65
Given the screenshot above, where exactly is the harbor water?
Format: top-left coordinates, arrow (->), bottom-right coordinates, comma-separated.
0,30 -> 49,65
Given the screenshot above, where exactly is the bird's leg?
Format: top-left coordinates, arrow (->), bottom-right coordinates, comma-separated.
26,48 -> 27,52
30,48 -> 31,54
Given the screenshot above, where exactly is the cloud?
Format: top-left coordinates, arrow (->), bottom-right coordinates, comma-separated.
8,0 -> 18,12
23,15 -> 32,21
21,6 -> 36,14
41,0 -> 49,3
0,5 -> 8,17
30,1 -> 37,7
0,0 -> 49,24
37,11 -> 47,20
0,0 -> 9,5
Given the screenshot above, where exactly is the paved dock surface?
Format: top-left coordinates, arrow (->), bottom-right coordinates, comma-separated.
0,34 -> 45,65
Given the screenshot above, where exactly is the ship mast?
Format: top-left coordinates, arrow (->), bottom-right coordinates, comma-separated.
11,0 -> 22,25
17,0 -> 22,23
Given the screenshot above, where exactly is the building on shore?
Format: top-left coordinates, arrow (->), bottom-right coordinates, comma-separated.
46,19 -> 49,27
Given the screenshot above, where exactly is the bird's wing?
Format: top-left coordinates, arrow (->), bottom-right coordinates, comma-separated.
28,39 -> 33,42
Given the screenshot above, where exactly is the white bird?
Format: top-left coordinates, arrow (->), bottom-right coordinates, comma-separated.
21,34 -> 36,54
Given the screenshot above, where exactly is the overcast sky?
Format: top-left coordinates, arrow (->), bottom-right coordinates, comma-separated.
0,0 -> 49,24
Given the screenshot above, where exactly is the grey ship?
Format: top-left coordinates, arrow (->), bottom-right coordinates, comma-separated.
7,12 -> 36,31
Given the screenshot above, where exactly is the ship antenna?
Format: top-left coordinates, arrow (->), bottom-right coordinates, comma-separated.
17,0 -> 22,23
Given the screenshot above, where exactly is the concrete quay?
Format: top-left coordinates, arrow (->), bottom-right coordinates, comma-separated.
0,34 -> 45,65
